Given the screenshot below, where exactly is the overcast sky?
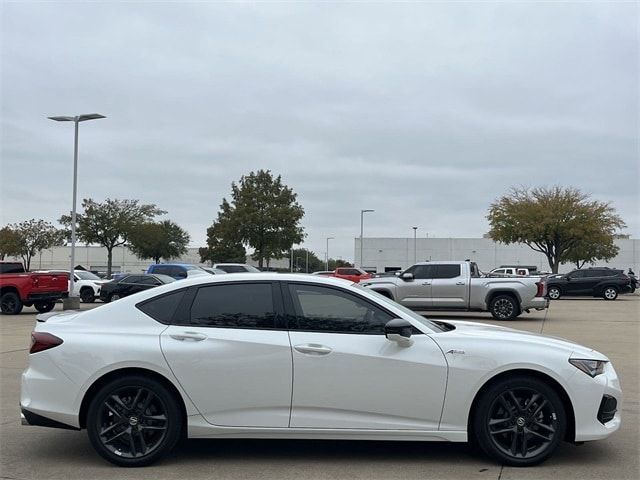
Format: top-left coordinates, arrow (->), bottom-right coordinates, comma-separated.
1,1 -> 637,261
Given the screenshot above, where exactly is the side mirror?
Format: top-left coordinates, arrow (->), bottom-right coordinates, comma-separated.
384,318 -> 414,346
399,272 -> 414,281
566,275 -> 572,281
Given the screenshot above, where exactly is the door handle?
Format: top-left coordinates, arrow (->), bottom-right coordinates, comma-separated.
170,332 -> 208,342
456,282 -> 466,285
422,282 -> 431,286
294,344 -> 332,356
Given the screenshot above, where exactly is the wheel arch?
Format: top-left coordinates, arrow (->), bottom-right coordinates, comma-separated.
78,367 -> 188,430
0,286 -> 20,298
467,368 -> 576,443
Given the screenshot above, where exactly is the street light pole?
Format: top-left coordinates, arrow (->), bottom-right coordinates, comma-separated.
325,236 -> 334,270
412,226 -> 418,264
360,209 -> 374,268
49,113 -> 105,309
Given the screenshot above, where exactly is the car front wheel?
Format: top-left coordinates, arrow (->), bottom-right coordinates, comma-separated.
0,292 -> 23,315
547,286 -> 561,300
86,375 -> 182,467
472,376 -> 566,466
80,288 -> 96,303
603,287 -> 618,301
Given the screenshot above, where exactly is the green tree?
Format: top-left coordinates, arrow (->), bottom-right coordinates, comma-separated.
207,170 -> 305,268
200,199 -> 247,264
0,226 -> 21,260
9,219 -> 65,270
60,198 -> 165,275
564,233 -> 619,270
487,186 -> 625,273
328,258 -> 353,270
128,220 -> 190,264
290,248 -> 324,272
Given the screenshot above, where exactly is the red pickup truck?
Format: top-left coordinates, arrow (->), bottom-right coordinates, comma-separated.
0,262 -> 68,314
331,267 -> 373,283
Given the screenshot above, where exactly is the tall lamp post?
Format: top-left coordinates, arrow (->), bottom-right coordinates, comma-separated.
49,113 -> 106,309
359,209 -> 374,268
325,236 -> 334,270
412,226 -> 418,264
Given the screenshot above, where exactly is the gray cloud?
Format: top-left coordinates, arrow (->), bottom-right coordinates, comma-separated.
1,1 -> 637,261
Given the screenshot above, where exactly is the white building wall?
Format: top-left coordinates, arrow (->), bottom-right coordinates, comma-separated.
355,238 -> 640,274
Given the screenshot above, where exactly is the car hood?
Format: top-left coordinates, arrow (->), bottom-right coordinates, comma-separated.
431,319 -> 606,360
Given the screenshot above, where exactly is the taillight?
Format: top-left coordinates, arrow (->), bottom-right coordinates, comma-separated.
535,281 -> 545,297
30,332 -> 63,354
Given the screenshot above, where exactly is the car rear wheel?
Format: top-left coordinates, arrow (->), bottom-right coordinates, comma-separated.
80,288 -> 96,303
472,376 -> 566,466
86,375 -> 182,467
547,286 -> 561,300
111,293 -> 121,301
0,292 -> 23,315
489,295 -> 519,320
34,301 -> 55,313
603,287 -> 618,301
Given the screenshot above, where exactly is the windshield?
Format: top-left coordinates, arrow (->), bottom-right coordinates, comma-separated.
354,284 -> 446,332
75,271 -> 101,280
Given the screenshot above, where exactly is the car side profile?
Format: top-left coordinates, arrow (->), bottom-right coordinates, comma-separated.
22,274 -> 621,467
99,273 -> 175,302
146,263 -> 207,280
546,268 -> 632,301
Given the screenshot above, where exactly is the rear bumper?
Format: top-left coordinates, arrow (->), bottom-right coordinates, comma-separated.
522,296 -> 549,311
26,292 -> 67,303
21,408 -> 79,430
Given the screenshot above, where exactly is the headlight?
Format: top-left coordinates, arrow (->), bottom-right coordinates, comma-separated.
569,358 -> 607,377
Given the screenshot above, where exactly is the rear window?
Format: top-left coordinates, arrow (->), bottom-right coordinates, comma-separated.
217,265 -> 246,273
137,290 -> 186,324
0,263 -> 25,274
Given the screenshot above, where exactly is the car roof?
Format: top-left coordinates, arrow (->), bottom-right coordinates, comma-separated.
413,261 -> 470,265
163,272 -> 352,288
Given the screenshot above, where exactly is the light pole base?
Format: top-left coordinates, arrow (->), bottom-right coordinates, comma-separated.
62,297 -> 81,310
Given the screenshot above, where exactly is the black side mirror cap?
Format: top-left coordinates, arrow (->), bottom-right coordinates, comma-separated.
384,318 -> 414,346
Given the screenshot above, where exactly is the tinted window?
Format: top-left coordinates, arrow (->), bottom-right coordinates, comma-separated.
569,270 -> 586,278
139,276 -> 160,286
190,283 -> 275,328
0,263 -> 25,274
137,290 -> 186,324
584,270 -> 604,278
171,267 -> 187,278
121,275 -> 141,283
218,265 -> 246,273
151,266 -> 171,276
434,264 -> 461,279
410,265 -> 436,279
288,284 -> 393,334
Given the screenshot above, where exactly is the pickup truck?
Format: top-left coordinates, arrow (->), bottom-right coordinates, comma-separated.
361,260 -> 548,320
0,262 -> 68,314
331,267 -> 372,283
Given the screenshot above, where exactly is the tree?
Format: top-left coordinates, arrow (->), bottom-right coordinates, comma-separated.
328,258 -> 353,270
0,226 -> 21,260
205,170 -> 305,268
564,233 -> 619,269
60,198 -> 165,275
8,219 -> 64,270
290,248 -> 324,272
487,186 -> 625,273
128,220 -> 190,264
200,199 -> 247,265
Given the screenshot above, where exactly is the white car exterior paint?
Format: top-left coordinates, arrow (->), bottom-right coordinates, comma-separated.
21,273 -> 621,447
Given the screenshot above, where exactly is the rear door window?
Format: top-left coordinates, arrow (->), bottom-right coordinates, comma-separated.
137,290 -> 186,324
190,283 -> 277,329
433,264 -> 461,279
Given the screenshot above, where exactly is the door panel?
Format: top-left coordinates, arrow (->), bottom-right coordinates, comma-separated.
289,331 -> 447,430
396,265 -> 435,308
431,264 -> 467,308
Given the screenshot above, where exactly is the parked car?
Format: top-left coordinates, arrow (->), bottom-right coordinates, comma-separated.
22,274 -> 621,467
488,267 -> 532,276
311,270 -> 334,276
146,263 -> 208,280
0,262 -> 68,314
546,268 -> 632,301
99,273 -> 175,302
201,267 -> 227,275
38,269 -> 110,303
361,261 -> 548,320
330,267 -> 372,283
212,263 -> 262,273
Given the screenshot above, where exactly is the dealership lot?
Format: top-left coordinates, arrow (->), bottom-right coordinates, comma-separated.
1,297 -> 638,480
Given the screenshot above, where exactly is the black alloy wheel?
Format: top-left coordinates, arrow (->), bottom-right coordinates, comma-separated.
0,292 -> 23,315
87,376 -> 182,467
34,301 -> 55,313
80,288 -> 96,303
490,295 -> 519,320
473,377 -> 566,466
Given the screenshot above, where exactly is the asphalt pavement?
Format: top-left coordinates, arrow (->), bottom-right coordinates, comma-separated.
0,296 -> 638,480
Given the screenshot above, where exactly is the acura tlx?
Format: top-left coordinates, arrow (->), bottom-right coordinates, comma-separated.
21,274 -> 621,467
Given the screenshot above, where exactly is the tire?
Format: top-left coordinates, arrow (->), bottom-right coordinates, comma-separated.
80,288 -> 96,303
0,292 -> 23,315
111,294 -> 120,301
602,286 -> 618,301
547,286 -> 561,300
34,301 -> 55,313
489,295 -> 520,320
86,375 -> 182,467
472,376 -> 566,467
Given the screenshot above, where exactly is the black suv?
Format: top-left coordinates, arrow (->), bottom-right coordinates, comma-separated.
546,268 -> 631,301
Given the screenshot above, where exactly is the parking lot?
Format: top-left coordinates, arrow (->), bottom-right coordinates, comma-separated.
1,296 -> 638,480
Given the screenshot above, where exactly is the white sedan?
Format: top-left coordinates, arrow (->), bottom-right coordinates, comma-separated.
21,274 -> 621,467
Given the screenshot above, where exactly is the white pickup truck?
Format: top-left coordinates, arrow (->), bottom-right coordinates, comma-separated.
361,261 -> 548,320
